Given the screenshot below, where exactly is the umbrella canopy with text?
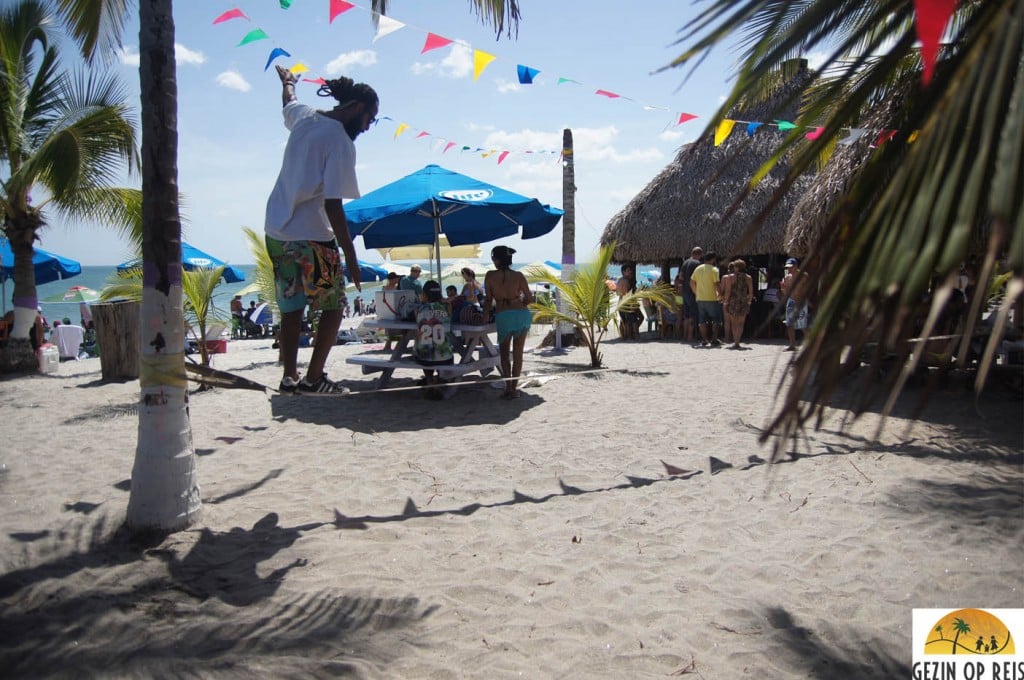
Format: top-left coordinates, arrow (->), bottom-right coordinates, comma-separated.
116,241 -> 245,284
345,165 -> 563,279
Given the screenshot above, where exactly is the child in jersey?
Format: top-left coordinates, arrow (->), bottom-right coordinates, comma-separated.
414,280 -> 454,398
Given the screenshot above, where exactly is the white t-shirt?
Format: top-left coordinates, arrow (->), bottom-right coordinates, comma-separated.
264,102 -> 360,242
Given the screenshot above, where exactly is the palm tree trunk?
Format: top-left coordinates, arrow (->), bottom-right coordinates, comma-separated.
125,0 -> 201,531
557,128 -> 577,346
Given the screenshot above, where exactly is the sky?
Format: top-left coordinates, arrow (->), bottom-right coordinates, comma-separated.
31,0 -> 760,267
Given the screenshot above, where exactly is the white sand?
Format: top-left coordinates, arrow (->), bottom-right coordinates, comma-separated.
1,319 -> 1021,678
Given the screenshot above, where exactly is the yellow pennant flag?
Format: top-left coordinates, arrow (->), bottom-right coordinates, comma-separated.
473,50 -> 496,81
393,123 -> 409,140
908,130 -> 919,144
714,119 -> 736,146
289,62 -> 309,75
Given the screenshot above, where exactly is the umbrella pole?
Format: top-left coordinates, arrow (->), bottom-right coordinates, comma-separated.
433,199 -> 443,288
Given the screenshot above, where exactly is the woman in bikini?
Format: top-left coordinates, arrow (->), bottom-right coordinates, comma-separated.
722,259 -> 754,349
484,245 -> 534,399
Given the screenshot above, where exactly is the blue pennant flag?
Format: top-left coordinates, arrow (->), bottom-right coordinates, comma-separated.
264,47 -> 291,71
517,64 -> 540,84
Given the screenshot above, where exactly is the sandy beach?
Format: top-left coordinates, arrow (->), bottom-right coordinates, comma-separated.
1,318 -> 1021,678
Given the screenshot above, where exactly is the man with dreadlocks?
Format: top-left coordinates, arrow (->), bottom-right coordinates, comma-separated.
265,64 -> 378,395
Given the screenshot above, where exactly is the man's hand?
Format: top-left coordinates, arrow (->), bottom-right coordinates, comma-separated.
276,64 -> 296,84
277,65 -> 297,106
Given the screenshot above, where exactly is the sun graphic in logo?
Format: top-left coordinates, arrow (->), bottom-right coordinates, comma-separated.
925,609 -> 1015,655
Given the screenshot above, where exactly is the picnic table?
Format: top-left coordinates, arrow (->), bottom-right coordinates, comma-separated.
346,318 -> 501,389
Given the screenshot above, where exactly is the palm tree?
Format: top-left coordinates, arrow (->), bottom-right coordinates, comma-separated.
667,0 -> 1023,457
0,0 -> 140,372
528,243 -> 676,367
52,0 -> 523,534
951,617 -> 971,654
934,624 -> 944,640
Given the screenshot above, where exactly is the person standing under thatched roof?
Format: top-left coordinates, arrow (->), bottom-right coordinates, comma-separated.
781,258 -> 809,351
690,252 -> 723,347
674,246 -> 704,342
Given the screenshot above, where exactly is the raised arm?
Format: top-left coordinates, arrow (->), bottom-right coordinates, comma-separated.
276,64 -> 297,107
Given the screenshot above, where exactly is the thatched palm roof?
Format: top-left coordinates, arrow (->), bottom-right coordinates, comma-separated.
601,61 -> 816,265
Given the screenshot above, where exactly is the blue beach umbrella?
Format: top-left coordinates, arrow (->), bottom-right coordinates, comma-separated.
1,236 -> 82,312
116,241 -> 245,283
343,259 -> 388,283
344,164 -> 563,280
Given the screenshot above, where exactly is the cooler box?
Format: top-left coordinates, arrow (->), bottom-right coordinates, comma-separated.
38,345 -> 59,373
202,339 -> 228,354
375,289 -> 418,321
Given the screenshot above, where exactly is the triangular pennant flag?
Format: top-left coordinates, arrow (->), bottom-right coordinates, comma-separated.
497,151 -> 510,164
473,50 -> 496,81
373,14 -> 405,43
280,0 -> 292,8
746,122 -> 763,137
481,150 -> 494,158
714,120 -> 736,146
805,126 -> 824,140
264,47 -> 291,71
775,120 -> 797,131
421,33 -> 453,54
416,131 -> 430,138
907,130 -> 920,144
874,129 -> 897,147
461,145 -> 471,152
289,62 -> 309,75
329,0 -> 355,23
393,123 -> 409,140
557,77 -> 580,85
595,89 -> 621,99
838,127 -> 866,145
914,0 -> 957,84
302,77 -> 326,85
517,65 -> 539,84
443,141 -> 456,153
677,112 -> 698,125
237,29 -> 269,47
213,8 -> 248,24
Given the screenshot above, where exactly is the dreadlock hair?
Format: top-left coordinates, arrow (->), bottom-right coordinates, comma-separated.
317,76 -> 378,110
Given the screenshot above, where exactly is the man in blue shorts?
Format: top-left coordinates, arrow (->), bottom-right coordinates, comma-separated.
675,246 -> 703,341
690,251 -> 723,346
265,65 -> 377,395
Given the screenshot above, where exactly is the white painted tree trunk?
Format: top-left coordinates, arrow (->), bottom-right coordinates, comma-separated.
126,284 -> 201,529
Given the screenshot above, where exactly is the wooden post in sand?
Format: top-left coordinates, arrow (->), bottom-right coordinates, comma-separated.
92,300 -> 140,380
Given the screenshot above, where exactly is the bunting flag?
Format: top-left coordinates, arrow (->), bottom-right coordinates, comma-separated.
443,141 -> 456,153
907,130 -> 920,144
677,112 -> 698,126
517,65 -> 540,84
373,14 -> 404,42
874,129 -> 898,147
213,8 -> 248,24
280,0 -> 292,8
745,122 -> 763,137
237,29 -> 269,47
557,77 -> 580,85
714,120 -> 736,146
289,62 -> 309,75
805,126 -> 824,140
839,128 -> 866,145
329,0 -> 356,23
473,50 -> 496,81
914,0 -> 957,84
415,131 -> 430,139
393,123 -> 409,139
595,89 -> 621,99
497,151 -> 510,165
421,33 -> 453,54
264,47 -> 291,71
302,77 -> 326,85
775,120 -> 797,131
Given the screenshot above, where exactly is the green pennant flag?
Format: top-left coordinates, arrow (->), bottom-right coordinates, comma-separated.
280,0 -> 293,8
238,29 -> 269,47
557,77 -> 581,85
775,120 -> 797,131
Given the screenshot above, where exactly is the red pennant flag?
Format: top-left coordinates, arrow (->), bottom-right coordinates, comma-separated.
595,89 -> 621,99
497,151 -> 510,164
443,142 -> 456,153
913,0 -> 957,84
805,126 -> 824,140
874,129 -> 898,147
676,112 -> 698,125
302,77 -> 326,85
213,8 -> 248,24
329,0 -> 355,23
421,33 -> 454,54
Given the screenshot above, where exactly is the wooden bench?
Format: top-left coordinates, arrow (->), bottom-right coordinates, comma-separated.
346,353 -> 499,388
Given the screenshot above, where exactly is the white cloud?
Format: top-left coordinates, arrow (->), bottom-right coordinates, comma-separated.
477,125 -> 664,167
118,45 -> 139,67
175,43 -> 206,65
411,42 -> 473,79
324,50 -> 377,76
495,78 -> 521,94
216,71 -> 251,92
658,129 -> 690,144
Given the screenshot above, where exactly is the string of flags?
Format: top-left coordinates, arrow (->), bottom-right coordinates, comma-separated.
211,0 -> 944,161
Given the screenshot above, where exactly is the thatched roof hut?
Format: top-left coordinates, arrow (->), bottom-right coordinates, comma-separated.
601,60 -> 816,266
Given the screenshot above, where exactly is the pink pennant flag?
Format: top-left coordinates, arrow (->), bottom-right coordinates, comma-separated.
497,151 -> 510,165
914,0 -> 957,85
421,33 -> 453,54
302,77 -> 326,85
213,8 -> 248,24
595,89 -> 621,99
805,126 -> 824,140
329,0 -> 355,23
677,112 -> 698,126
443,142 -> 456,154
416,131 -> 430,139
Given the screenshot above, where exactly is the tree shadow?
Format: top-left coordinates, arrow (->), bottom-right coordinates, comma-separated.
759,606 -> 909,678
0,513 -> 436,677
